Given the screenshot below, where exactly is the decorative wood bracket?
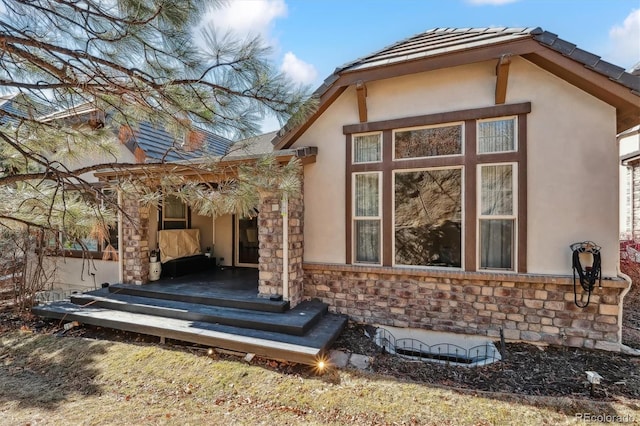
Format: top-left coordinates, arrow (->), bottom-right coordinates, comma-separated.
356,80 -> 368,123
495,54 -> 512,105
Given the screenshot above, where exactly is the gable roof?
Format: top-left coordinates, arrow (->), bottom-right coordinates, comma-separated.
273,27 -> 640,149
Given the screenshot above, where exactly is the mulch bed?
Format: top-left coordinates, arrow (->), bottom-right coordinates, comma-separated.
333,322 -> 640,400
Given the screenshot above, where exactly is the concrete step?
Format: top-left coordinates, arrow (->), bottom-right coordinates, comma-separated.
70,290 -> 328,336
32,302 -> 347,365
108,283 -> 289,313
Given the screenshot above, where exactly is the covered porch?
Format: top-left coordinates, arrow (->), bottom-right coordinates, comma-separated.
99,146 -> 317,308
32,146 -> 349,365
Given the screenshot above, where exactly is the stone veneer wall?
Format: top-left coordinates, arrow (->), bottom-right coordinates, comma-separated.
303,263 -> 630,351
257,181 -> 304,306
121,193 -> 149,285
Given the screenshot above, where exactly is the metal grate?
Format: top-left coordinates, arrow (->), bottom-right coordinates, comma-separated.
375,328 -> 501,367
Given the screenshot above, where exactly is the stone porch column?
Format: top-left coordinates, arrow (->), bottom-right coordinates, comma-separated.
257,175 -> 304,307
121,192 -> 150,284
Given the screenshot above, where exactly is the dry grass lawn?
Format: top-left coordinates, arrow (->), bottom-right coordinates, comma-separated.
1,331 -> 638,425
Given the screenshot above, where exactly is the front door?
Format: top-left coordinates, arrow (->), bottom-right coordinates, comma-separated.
236,215 -> 259,267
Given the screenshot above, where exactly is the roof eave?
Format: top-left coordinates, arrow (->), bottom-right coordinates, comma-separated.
93,147 -> 318,182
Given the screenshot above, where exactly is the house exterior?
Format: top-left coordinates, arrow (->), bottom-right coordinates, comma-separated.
620,124 -> 640,242
29,103 -> 232,294
108,27 -> 639,352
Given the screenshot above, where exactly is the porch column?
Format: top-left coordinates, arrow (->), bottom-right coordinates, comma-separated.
121,192 -> 150,284
257,172 -> 304,307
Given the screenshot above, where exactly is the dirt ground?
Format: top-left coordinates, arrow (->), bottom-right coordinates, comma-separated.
1,264 -> 639,403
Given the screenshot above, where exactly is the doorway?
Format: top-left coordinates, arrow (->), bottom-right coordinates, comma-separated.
235,215 -> 259,267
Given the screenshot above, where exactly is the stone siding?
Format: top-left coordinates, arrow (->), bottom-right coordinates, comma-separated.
258,177 -> 304,306
303,263 -> 629,351
121,194 -> 149,285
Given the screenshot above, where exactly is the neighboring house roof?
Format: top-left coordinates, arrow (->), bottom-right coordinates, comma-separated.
0,93 -> 54,125
133,122 -> 230,162
40,101 -> 232,162
273,27 -> 640,149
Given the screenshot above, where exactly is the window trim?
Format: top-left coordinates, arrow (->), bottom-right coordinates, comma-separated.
477,162 -> 518,272
392,166 -> 464,269
345,102 -> 529,272
352,171 -> 383,265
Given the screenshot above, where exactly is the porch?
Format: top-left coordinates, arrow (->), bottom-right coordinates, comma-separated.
32,267 -> 347,365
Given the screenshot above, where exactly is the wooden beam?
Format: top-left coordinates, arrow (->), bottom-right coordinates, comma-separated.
495,54 -> 512,105
343,102 -> 531,134
356,80 -> 367,123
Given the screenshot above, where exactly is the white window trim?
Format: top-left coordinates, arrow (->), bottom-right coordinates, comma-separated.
352,131 -> 383,165
477,162 -> 518,272
391,166 -> 465,270
352,171 -> 383,265
392,121 -> 465,161
476,116 -> 518,155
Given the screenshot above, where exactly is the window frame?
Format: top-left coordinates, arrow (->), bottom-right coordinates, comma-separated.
477,162 -> 518,272
352,171 -> 383,265
352,131 -> 383,164
344,102 -> 529,272
476,116 -> 518,155
160,194 -> 190,230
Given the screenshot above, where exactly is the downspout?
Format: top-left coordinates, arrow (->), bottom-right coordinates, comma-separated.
282,193 -> 289,301
117,188 -> 124,284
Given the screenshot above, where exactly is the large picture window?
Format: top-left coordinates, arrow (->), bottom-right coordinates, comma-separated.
394,168 -> 462,267
345,102 -> 529,272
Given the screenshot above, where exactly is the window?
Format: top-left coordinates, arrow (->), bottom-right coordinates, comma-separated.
394,123 -> 462,159
478,117 -> 516,153
395,168 -> 462,267
353,133 -> 382,163
162,195 -> 188,229
353,172 -> 381,264
478,164 -> 516,270
49,187 -> 119,260
345,103 -> 529,272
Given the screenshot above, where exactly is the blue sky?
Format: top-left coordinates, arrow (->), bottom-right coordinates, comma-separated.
201,0 -> 640,131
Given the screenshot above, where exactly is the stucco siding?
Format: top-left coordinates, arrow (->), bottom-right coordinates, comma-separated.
294,57 -> 619,277
48,257 -> 119,290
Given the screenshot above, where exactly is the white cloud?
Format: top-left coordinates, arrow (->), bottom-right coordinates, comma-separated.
608,9 -> 640,68
201,0 -> 287,41
466,0 -> 519,5
280,52 -> 318,85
